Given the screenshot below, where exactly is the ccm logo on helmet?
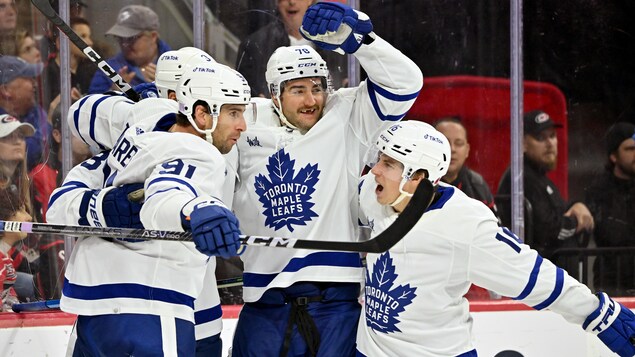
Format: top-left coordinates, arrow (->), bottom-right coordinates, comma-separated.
298,62 -> 317,68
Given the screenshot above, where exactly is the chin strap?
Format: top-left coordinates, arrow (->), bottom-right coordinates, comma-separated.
273,96 -> 299,131
203,113 -> 218,145
390,177 -> 414,207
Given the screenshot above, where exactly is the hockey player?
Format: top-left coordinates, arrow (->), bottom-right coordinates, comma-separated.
230,2 -> 423,356
47,60 -> 250,356
355,120 -> 635,357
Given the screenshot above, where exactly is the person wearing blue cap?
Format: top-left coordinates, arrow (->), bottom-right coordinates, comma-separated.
87,5 -> 171,94
0,55 -> 50,170
585,122 -> 635,296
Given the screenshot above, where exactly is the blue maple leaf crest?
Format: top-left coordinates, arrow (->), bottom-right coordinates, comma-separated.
254,149 -> 320,231
364,252 -> 417,333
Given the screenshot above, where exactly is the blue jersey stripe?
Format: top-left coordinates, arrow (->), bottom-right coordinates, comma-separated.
194,304 -> 222,325
63,278 -> 195,308
243,252 -> 363,288
48,181 -> 88,207
89,96 -> 113,151
147,177 -> 198,197
366,79 -> 420,122
428,186 -> 454,211
145,187 -> 181,202
532,268 -> 565,310
73,96 -> 91,146
495,231 -> 521,253
513,255 -> 543,300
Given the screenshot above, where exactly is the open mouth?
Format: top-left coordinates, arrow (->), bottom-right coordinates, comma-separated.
375,184 -> 384,194
299,108 -> 316,115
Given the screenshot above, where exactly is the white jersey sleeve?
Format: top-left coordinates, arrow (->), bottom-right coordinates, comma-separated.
233,37 -> 423,302
68,94 -> 178,150
356,177 -> 599,357
46,151 -> 112,225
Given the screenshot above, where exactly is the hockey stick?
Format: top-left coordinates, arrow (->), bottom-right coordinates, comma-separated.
31,0 -> 140,102
11,277 -> 244,312
0,181 -> 433,253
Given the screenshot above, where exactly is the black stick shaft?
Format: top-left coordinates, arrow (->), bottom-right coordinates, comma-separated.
31,0 -> 140,102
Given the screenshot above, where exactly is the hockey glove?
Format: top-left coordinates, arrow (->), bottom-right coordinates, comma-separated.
300,2 -> 373,54
79,183 -> 144,229
583,292 -> 635,357
133,82 -> 158,99
181,199 -> 241,259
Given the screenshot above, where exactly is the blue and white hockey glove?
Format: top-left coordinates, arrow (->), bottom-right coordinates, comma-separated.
133,82 -> 158,99
181,198 -> 241,259
300,2 -> 374,54
583,292 -> 635,357
79,183 -> 144,229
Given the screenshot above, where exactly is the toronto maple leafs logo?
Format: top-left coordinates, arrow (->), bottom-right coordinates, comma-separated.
254,149 -> 319,231
364,252 -> 417,333
247,136 -> 262,147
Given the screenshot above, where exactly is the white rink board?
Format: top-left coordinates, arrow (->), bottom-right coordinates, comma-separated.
0,308 -> 622,356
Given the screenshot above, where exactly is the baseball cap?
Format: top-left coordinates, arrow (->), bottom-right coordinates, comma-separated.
604,122 -> 635,155
0,114 -> 35,139
0,56 -> 44,85
106,5 -> 159,38
523,110 -> 563,137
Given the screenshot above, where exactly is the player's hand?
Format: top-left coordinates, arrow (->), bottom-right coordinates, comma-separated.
583,292 -> 635,357
300,2 -> 373,54
133,82 -> 158,99
80,183 -> 144,229
183,201 -> 241,259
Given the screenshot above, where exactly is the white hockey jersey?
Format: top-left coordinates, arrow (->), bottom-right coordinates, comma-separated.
47,96 -> 223,332
232,36 -> 423,302
356,176 -> 600,357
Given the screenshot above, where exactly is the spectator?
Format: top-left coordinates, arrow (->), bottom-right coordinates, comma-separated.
30,100 -> 90,223
0,114 -> 34,207
46,17 -> 96,102
585,122 -> 635,296
235,0 -> 346,97
87,5 -> 171,94
0,56 -> 50,170
16,30 -> 42,64
0,187 -> 26,311
497,110 -> 594,260
50,0 -> 87,18
433,117 -> 498,216
38,1 -> 88,73
0,0 -> 18,56
0,117 -> 37,302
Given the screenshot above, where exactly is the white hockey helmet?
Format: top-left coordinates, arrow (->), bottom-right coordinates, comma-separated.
377,121 -> 451,186
265,45 -> 331,129
155,47 -> 216,98
176,62 -> 251,144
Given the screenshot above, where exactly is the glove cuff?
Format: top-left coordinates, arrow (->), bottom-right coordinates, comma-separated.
79,186 -> 116,227
180,196 -> 228,230
583,292 -> 621,334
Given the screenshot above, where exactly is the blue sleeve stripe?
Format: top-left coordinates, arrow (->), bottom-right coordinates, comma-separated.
73,96 -> 92,146
243,252 -> 363,288
366,80 -> 420,122
495,231 -> 521,253
145,187 -> 180,202
89,96 -> 115,151
194,304 -> 222,325
48,181 -> 89,207
532,267 -> 565,310
63,278 -> 195,309
147,177 -> 198,197
367,79 -> 420,101
513,255 -> 543,300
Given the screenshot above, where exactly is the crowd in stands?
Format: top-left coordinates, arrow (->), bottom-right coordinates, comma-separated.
0,0 -> 633,313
